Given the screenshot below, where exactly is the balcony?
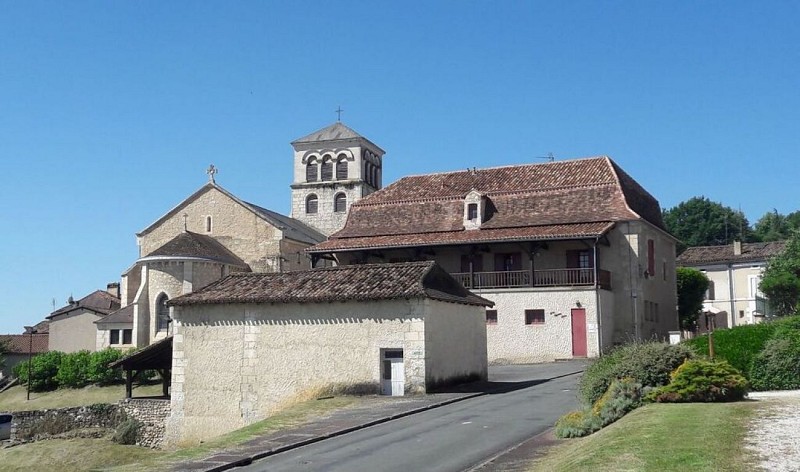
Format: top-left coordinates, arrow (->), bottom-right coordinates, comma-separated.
451,268 -> 611,290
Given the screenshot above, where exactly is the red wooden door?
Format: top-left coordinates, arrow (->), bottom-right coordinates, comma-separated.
571,308 -> 588,357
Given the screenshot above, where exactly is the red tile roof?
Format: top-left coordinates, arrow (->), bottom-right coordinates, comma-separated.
678,241 -> 787,266
171,261 -> 492,307
310,156 -> 663,253
0,334 -> 49,354
48,290 -> 121,319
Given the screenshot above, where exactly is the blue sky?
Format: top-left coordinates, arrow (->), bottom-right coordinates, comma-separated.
1,1 -> 798,333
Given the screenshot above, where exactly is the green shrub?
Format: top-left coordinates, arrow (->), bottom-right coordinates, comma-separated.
683,323 -> 777,377
55,350 -> 92,388
749,338 -> 800,391
112,418 -> 141,445
554,409 -> 599,438
647,359 -> 748,403
87,348 -> 125,386
592,378 -> 643,427
579,342 -> 693,405
13,351 -> 63,391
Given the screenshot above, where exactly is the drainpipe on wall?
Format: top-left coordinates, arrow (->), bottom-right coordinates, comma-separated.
728,263 -> 736,327
593,237 -> 603,354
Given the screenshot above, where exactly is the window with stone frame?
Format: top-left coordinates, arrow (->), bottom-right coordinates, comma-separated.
122,329 -> 132,344
467,203 -> 478,221
336,155 -> 348,180
110,329 -> 120,344
157,294 -> 170,331
321,156 -> 333,181
306,194 -> 318,214
334,193 -> 347,213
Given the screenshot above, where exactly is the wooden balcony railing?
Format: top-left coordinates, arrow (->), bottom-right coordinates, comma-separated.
452,268 -> 611,290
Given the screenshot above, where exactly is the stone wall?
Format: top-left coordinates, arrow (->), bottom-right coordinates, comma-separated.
10,404 -> 125,443
120,398 -> 171,448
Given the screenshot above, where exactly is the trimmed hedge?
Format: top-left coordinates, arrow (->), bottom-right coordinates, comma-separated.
683,323 -> 776,376
13,348 -> 126,392
749,338 -> 800,391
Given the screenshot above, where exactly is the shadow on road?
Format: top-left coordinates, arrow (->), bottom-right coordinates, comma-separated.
430,370 -> 583,395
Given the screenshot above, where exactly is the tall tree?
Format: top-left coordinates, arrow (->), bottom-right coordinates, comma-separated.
785,211 -> 800,232
663,197 -> 754,250
754,210 -> 791,242
676,267 -> 710,331
760,231 -> 800,316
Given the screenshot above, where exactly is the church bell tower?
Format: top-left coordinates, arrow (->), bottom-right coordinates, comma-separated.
290,122 -> 385,236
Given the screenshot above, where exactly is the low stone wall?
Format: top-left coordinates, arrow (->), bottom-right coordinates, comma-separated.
10,404 -> 125,443
120,398 -> 171,448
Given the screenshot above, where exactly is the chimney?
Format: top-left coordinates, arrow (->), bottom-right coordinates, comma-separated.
733,240 -> 742,256
107,282 -> 120,298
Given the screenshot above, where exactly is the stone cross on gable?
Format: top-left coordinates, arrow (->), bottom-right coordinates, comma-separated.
207,164 -> 218,183
336,106 -> 343,122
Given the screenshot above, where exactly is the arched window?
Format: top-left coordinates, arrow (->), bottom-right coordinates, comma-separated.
306,194 -> 318,214
320,155 -> 333,181
336,154 -> 348,180
306,158 -> 318,182
334,193 -> 347,213
156,294 -> 170,332
364,162 -> 372,187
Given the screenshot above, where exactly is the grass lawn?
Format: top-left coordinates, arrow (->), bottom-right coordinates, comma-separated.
0,383 -> 162,412
529,402 -> 758,472
0,395 -> 359,472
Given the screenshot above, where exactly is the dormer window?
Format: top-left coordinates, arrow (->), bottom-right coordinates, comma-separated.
463,190 -> 486,230
467,204 -> 478,221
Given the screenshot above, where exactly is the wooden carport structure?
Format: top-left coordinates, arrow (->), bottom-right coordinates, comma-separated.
110,336 -> 173,399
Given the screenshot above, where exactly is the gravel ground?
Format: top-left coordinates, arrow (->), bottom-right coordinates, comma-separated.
746,390 -> 800,472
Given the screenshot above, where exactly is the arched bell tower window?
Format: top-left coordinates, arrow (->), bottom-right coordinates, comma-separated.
156,293 -> 170,332
306,158 -> 318,182
306,194 -> 319,214
320,155 -> 333,181
334,193 -> 347,213
336,154 -> 348,180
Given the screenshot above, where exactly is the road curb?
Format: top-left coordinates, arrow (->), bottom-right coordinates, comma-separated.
190,369 -> 584,472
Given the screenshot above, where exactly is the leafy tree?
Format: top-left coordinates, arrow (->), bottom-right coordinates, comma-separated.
785,211 -> 800,231
760,231 -> 800,316
677,267 -> 710,331
754,210 -> 791,242
663,197 -> 754,250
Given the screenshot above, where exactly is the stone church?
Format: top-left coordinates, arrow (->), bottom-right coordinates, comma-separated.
90,121 -> 380,350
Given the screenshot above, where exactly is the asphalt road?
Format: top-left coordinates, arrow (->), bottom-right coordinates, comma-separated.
236,362 -> 585,472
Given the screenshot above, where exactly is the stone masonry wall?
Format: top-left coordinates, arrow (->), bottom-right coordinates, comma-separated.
120,398 -> 171,448
10,404 -> 125,443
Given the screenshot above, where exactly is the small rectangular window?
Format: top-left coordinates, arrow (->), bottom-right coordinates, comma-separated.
525,309 -> 545,325
486,309 -> 498,325
110,330 -> 120,345
206,216 -> 212,233
122,329 -> 132,344
467,203 -> 478,221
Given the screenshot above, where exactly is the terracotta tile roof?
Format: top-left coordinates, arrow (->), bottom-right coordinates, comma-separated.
110,336 -> 172,370
0,334 -> 49,354
48,290 -> 121,319
312,222 -> 615,252
171,261 -> 492,307
310,157 -> 663,253
95,305 -> 134,325
142,231 -> 249,267
678,241 -> 787,266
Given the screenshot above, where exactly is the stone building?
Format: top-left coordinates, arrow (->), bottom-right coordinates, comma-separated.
47,287 -> 120,352
164,261 -> 491,444
309,156 -> 680,363
678,240 -> 786,327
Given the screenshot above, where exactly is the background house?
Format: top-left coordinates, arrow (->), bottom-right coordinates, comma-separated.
678,240 -> 786,327
47,286 -> 120,352
310,156 -> 679,363
0,323 -> 49,379
164,261 -> 490,444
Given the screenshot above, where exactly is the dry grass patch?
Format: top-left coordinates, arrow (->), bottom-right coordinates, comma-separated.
530,402 -> 758,472
0,383 -> 162,412
0,438 -> 161,472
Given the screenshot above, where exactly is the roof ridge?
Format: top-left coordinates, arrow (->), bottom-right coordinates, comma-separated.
351,182 -> 617,208
393,155 -> 611,180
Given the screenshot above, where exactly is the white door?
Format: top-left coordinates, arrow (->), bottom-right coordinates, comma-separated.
380,350 -> 404,396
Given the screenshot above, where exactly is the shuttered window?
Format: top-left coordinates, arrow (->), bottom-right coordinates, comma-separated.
321,157 -> 333,181
336,156 -> 348,180
306,162 -> 318,182
306,194 -> 318,214
334,193 -> 347,213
